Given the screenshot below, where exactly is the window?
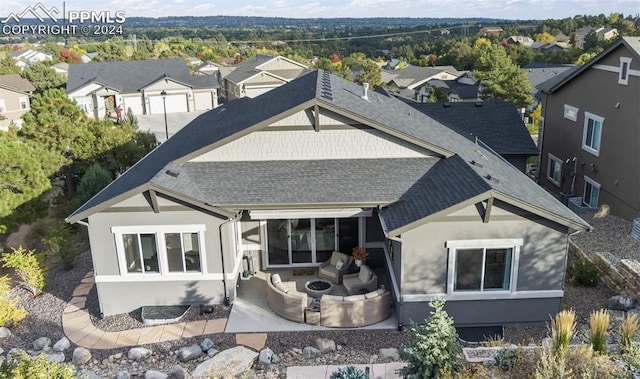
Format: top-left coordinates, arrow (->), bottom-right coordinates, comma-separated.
583,176 -> 600,208
446,239 -> 521,294
582,112 -> 604,156
563,104 -> 579,121
113,225 -> 206,276
547,154 -> 563,186
19,97 -> 28,110
619,57 -> 632,85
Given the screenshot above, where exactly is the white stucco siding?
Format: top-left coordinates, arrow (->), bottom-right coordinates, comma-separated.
190,128 -> 432,162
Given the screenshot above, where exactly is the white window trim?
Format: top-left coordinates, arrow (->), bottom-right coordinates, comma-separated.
445,239 -> 522,297
18,97 -> 28,110
111,225 -> 207,277
547,154 -> 563,187
563,104 -> 579,122
583,176 -> 601,208
582,112 -> 604,157
619,57 -> 632,85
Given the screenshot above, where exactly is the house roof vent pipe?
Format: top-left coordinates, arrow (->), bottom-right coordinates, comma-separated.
361,82 -> 369,101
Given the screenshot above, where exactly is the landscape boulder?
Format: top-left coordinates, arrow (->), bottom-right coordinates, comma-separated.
191,346 -> 258,378
33,337 -> 51,351
177,344 -> 203,362
608,295 -> 636,311
128,347 -> 152,361
53,337 -> 70,352
72,347 -> 92,365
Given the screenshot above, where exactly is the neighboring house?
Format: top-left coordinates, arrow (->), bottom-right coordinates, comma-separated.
0,74 -> 34,130
66,58 -> 219,119
403,101 -> 539,172
523,62 -> 576,105
67,69 -> 589,328
479,26 -> 504,35
538,36 -> 640,220
530,42 -> 570,55
51,62 -> 69,78
418,75 -> 479,103
505,36 -> 534,46
222,54 -> 308,101
80,52 -> 98,63
574,27 -> 619,49
384,64 -> 463,100
9,49 -> 53,68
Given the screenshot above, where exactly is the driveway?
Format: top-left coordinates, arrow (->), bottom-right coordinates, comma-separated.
136,110 -> 209,142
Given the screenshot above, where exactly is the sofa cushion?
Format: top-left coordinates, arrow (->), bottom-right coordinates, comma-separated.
271,273 -> 282,285
335,258 -> 345,270
322,295 -> 344,302
344,294 -> 366,302
275,282 -> 289,293
359,267 -> 372,282
364,291 -> 379,299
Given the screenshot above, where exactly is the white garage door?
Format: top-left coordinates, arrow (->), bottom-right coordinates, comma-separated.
149,94 -> 188,114
194,92 -> 213,110
245,86 -> 278,98
123,97 -> 143,115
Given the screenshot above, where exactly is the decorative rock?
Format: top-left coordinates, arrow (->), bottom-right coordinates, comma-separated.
46,352 -> 65,363
271,353 -> 281,364
628,308 -> 640,320
200,338 -> 214,351
315,338 -> 336,353
77,369 -> 102,379
115,371 -> 131,379
72,347 -> 92,365
303,346 -> 321,359
191,346 -> 258,378
378,348 -> 399,363
0,327 -> 11,338
167,365 -> 187,379
53,337 -> 70,352
207,349 -> 219,357
33,337 -> 51,351
145,369 -> 168,379
0,347 -> 3,355
259,348 -> 275,364
608,295 -> 636,311
128,347 -> 152,361
177,344 -> 202,362
7,348 -> 22,359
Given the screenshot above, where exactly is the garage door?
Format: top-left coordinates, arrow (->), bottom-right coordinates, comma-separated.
148,94 -> 188,114
194,92 -> 213,110
123,97 -> 143,115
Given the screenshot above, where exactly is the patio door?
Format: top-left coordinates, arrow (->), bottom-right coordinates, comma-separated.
264,217 -> 359,267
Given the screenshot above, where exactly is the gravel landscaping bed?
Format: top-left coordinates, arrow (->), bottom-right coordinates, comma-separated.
1,212 -> 631,377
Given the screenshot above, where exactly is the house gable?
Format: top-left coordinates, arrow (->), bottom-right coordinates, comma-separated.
140,77 -> 192,92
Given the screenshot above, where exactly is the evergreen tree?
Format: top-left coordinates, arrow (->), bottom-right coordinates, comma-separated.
76,163 -> 112,206
20,62 -> 66,92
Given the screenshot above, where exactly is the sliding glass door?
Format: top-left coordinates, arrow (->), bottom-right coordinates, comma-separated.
265,217 -> 359,267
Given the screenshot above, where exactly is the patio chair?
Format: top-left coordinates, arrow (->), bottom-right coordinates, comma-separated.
318,251 -> 352,284
343,265 -> 378,295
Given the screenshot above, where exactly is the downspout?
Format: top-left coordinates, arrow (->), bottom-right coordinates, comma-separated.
218,213 -> 240,307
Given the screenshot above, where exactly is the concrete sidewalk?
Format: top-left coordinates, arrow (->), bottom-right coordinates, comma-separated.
287,362 -> 406,378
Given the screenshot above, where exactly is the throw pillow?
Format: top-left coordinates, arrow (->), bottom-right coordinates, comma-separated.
335,258 -> 345,270
271,273 -> 282,285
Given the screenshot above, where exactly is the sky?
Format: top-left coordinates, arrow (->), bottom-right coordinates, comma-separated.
0,0 -> 638,20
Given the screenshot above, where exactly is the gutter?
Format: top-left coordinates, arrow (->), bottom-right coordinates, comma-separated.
218,212 -> 241,306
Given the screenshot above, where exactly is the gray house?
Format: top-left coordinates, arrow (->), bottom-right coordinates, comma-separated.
67,70 -> 588,327
66,59 -> 219,119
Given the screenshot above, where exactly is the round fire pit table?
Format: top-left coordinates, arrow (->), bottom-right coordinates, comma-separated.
304,279 -> 334,298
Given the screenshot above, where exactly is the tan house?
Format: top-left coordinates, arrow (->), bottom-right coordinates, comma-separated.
479,26 -> 504,35
538,37 -> 640,220
0,74 -> 35,131
574,27 -> 619,49
222,54 -> 308,101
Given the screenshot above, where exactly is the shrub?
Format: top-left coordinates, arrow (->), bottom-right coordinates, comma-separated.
494,347 -> 528,371
550,309 -> 576,357
76,163 -> 112,206
620,313 -> 640,354
330,365 -> 367,379
42,220 -> 74,270
533,346 -> 572,379
565,344 -> 624,379
398,298 -> 462,379
0,276 -> 27,327
566,260 -> 599,286
439,362 -> 490,379
0,349 -> 78,378
482,334 -> 506,347
589,309 -> 609,354
1,246 -> 45,296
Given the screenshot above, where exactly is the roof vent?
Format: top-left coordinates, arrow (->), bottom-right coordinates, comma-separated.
166,169 -> 180,177
443,102 -> 451,107
361,82 -> 369,101
470,160 -> 484,168
475,101 -> 483,107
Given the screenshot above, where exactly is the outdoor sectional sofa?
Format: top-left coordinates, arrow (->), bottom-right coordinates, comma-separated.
265,273 -> 391,327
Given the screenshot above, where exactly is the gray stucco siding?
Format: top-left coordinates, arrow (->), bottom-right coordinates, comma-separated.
399,206 -> 569,296
400,297 -> 562,327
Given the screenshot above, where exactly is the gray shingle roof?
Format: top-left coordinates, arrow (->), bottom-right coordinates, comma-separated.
223,54 -> 277,84
390,65 -> 461,88
0,74 -> 35,92
152,158 -> 439,206
402,101 -> 538,156
66,59 -> 218,94
68,69 -> 589,232
426,78 -> 479,99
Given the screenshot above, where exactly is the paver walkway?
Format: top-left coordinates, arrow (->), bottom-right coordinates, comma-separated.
62,271 -> 229,349
287,362 -> 406,379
